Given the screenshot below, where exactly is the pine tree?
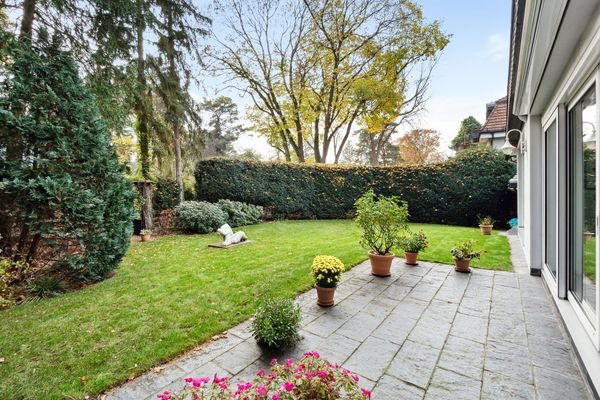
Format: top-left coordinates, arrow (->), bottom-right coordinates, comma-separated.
0,31 -> 134,280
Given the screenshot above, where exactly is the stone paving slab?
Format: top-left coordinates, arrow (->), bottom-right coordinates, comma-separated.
105,250 -> 595,400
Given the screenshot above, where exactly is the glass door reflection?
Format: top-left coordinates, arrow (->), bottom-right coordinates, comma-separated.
570,85 -> 597,321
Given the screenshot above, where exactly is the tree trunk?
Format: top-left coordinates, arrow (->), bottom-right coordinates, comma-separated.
313,116 -> 321,163
19,0 -> 35,42
174,122 -> 184,202
135,0 -> 151,179
165,9 -> 184,201
369,134 -> 379,166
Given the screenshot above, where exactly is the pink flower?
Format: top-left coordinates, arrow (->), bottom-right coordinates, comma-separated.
256,368 -> 265,377
235,382 -> 253,395
272,394 -> 280,400
270,358 -> 278,365
285,358 -> 293,367
303,351 -> 320,358
156,391 -> 171,400
283,382 -> 294,392
318,371 -> 328,379
361,388 -> 372,398
352,374 -> 360,383
257,385 -> 267,396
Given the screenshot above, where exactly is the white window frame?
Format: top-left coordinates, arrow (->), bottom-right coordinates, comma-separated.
565,68 -> 600,350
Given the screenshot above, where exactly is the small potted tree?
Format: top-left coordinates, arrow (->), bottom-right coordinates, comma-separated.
399,230 -> 428,266
140,229 -> 152,242
355,191 -> 409,277
310,255 -> 344,307
478,215 -> 495,235
450,239 -> 481,273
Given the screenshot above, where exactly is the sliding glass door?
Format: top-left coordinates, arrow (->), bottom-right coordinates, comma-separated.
569,84 -> 597,322
545,120 -> 558,277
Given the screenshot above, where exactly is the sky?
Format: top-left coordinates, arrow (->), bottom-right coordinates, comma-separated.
200,0 -> 512,159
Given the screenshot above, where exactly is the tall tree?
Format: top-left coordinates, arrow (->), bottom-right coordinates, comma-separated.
342,129 -> 400,166
0,30 -> 133,279
450,116 -> 481,151
213,0 -> 448,163
397,128 -> 446,164
201,96 -> 245,158
150,0 -> 210,200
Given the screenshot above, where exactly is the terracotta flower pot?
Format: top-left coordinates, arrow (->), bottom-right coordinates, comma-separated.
454,257 -> 471,273
584,232 -> 594,242
479,225 -> 493,235
316,286 -> 336,307
368,251 -> 395,277
141,234 -> 151,242
404,251 -> 419,266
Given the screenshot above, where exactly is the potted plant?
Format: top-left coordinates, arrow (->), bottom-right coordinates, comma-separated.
450,239 -> 481,273
251,297 -> 301,349
140,229 -> 152,242
399,230 -> 428,265
310,255 -> 344,307
355,191 -> 409,277
478,215 -> 494,235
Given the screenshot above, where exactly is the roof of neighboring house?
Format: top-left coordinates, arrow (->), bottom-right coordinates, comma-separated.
480,97 -> 508,133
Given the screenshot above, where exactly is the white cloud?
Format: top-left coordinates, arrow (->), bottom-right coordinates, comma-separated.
484,33 -> 509,62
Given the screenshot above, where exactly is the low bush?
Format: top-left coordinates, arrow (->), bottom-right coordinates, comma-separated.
25,276 -> 68,299
195,147 -> 517,226
153,179 -> 181,213
173,201 -> 226,233
216,199 -> 263,227
251,297 -> 301,349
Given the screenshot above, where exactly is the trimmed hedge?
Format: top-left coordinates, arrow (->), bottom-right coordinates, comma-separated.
153,179 -> 180,213
195,147 -> 517,227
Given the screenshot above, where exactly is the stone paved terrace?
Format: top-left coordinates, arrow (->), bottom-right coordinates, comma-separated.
105,240 -> 595,400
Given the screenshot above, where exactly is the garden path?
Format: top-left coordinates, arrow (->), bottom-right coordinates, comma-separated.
105,239 -> 594,400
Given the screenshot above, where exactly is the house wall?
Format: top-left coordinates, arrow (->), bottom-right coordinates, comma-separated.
512,0 -> 600,394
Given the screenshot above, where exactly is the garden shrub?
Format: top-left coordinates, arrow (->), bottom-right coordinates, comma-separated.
153,179 -> 181,213
195,147 -> 516,226
216,199 -> 263,227
173,201 -> 226,233
0,31 -> 134,282
251,297 -> 301,349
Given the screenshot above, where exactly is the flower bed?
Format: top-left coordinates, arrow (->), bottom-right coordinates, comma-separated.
159,352 -> 371,400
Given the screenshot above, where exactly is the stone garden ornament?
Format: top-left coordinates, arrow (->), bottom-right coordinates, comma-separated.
217,224 -> 248,246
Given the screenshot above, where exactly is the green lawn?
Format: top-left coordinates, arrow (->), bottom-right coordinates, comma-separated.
584,237 -> 596,281
0,220 -> 511,399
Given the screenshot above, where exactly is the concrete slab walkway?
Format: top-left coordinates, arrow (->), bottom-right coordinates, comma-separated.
105,253 -> 594,399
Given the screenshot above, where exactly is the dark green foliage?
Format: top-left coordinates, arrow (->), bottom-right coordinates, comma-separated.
251,297 -> 301,349
0,32 -> 134,281
25,276 -> 68,299
216,199 -> 263,227
450,116 -> 481,151
173,201 -> 226,233
153,179 -> 181,212
196,147 -> 517,226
